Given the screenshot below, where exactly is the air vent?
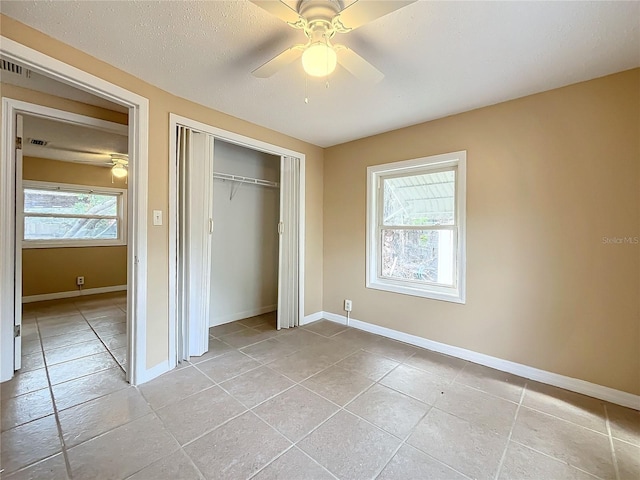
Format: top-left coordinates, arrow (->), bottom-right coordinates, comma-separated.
0,59 -> 31,78
28,138 -> 48,147
1,60 -> 22,75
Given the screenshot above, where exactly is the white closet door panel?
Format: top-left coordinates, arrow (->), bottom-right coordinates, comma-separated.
185,131 -> 214,356
277,156 -> 300,330
177,126 -> 189,361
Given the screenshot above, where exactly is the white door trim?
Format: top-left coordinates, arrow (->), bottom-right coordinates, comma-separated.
0,36 -> 150,385
168,113 -> 306,368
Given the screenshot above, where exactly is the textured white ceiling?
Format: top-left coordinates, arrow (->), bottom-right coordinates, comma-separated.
2,1 -> 639,147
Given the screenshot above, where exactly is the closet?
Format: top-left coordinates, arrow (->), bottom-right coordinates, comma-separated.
210,140 -> 280,326
174,121 -> 302,361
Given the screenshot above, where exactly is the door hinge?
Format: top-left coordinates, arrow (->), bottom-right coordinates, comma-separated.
16,136 -> 22,150
278,222 -> 284,234
14,325 -> 20,338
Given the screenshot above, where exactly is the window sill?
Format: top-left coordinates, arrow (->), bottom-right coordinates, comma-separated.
366,279 -> 465,304
23,241 -> 126,249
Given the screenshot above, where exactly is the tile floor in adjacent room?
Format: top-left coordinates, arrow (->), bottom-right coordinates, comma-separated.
1,294 -> 639,480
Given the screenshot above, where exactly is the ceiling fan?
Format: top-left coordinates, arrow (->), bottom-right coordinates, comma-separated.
250,0 -> 416,82
25,139 -> 129,177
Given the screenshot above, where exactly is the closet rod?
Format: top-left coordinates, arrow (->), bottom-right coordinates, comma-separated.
212,172 -> 279,188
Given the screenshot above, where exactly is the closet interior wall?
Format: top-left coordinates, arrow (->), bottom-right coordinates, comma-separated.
210,140 -> 280,326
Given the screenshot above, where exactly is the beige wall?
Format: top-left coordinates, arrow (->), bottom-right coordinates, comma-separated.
1,15 -> 324,368
324,69 -> 640,396
23,247 -> 126,296
22,156 -> 127,296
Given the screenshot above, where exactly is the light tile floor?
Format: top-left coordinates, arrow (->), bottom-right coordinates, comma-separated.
1,296 -> 639,480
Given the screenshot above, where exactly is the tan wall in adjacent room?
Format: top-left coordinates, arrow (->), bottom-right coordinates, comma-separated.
22,156 -> 127,297
1,15 -> 324,368
324,69 -> 640,395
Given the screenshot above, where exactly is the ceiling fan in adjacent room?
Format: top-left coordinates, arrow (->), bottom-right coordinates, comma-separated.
250,0 -> 416,82
25,136 -> 129,179
108,155 -> 128,179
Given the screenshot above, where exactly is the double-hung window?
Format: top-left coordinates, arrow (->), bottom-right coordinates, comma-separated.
366,151 -> 466,303
22,181 -> 127,248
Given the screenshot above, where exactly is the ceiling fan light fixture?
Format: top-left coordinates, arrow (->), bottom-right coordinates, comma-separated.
110,155 -> 128,178
111,163 -> 128,178
302,42 -> 337,77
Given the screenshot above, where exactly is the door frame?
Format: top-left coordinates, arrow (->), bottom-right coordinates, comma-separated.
0,36 -> 150,385
168,113 -> 305,367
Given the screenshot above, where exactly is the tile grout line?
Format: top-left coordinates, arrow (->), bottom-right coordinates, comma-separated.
244,443 -> 298,479
33,313 -> 75,480
368,406 -> 428,480
516,403 -> 614,437
386,362 -> 478,480
247,411 -> 340,480
492,381 -> 528,480
137,396 -> 207,480
377,402 -> 474,480
603,403 -> 621,480
506,439 -> 607,480
78,309 -> 127,375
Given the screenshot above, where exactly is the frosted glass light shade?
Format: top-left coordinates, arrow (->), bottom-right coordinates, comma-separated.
111,164 -> 127,178
302,43 -> 337,77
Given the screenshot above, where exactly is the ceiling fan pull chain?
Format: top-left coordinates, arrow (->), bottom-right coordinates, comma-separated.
325,35 -> 330,89
304,74 -> 309,104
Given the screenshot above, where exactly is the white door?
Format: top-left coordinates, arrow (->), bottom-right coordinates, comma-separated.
13,114 -> 23,370
277,156 -> 300,330
179,127 -> 214,357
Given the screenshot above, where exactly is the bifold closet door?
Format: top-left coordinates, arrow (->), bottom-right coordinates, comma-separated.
178,126 -> 214,357
277,156 -> 300,330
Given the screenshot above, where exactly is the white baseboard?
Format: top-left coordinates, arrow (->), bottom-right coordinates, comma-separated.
301,311 -> 324,325
314,311 -> 639,410
210,304 -> 277,327
135,359 -> 171,385
22,285 -> 127,304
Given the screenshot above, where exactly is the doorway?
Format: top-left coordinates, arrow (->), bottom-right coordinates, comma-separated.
168,114 -> 305,366
19,112 -> 130,381
0,37 -> 150,384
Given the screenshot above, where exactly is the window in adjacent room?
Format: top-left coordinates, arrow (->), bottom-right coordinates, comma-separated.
22,181 -> 127,248
366,151 -> 466,303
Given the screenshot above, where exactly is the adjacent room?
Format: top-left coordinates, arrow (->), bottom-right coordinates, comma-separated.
0,1 -> 638,480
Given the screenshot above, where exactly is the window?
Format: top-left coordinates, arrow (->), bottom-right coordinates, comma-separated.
367,151 -> 466,303
22,181 -> 127,248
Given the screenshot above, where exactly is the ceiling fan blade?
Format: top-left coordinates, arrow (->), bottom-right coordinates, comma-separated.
337,0 -> 417,31
336,47 -> 384,83
249,1 -> 300,24
252,45 -> 304,78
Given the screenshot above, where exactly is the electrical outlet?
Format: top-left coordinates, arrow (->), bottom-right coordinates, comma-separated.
76,276 -> 85,286
344,299 -> 352,312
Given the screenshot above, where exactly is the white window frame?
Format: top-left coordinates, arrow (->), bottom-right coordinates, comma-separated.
22,180 -> 127,248
366,151 -> 466,304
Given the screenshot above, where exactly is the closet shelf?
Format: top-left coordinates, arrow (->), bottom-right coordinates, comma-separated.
213,172 -> 279,188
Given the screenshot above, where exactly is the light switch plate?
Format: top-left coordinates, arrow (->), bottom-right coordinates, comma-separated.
153,210 -> 163,226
